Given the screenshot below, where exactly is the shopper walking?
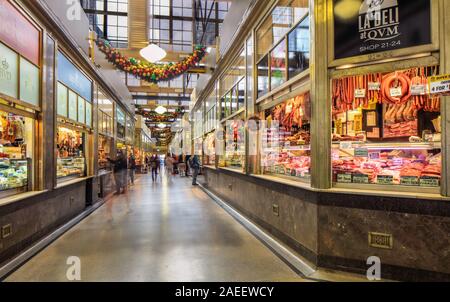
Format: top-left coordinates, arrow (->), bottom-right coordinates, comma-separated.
107,151 -> 128,194
185,154 -> 191,177
150,154 -> 160,182
190,155 -> 201,186
129,153 -> 136,185
164,153 -> 175,176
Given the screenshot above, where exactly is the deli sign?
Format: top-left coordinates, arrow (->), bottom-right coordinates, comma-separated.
333,0 -> 432,60
0,0 -> 40,65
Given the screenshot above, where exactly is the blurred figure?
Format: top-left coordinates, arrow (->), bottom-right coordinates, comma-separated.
150,154 -> 160,182
107,150 -> 128,194
165,153 -> 175,176
190,155 -> 201,186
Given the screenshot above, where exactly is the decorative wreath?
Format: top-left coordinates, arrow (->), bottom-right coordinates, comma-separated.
96,38 -> 207,84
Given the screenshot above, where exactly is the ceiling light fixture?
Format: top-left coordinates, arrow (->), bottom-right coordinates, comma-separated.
155,106 -> 168,115
157,123 -> 167,129
140,43 -> 167,63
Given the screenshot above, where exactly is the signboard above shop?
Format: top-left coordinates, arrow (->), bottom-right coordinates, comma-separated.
57,51 -> 92,103
333,0 -> 432,60
0,0 -> 40,66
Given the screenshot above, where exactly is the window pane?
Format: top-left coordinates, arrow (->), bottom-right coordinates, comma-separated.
270,39 -> 286,90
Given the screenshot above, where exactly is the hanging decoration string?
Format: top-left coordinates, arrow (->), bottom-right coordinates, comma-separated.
95,38 -> 207,84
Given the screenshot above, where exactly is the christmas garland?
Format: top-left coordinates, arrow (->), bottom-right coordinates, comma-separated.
96,38 -> 207,84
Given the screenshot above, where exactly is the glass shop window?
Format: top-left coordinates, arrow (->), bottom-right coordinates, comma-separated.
331,66 -> 442,192
257,55 -> 269,99
260,91 -> 311,183
270,39 -> 287,90
0,109 -> 34,197
116,108 -> 126,140
56,126 -> 86,181
288,15 -> 310,79
222,113 -> 246,171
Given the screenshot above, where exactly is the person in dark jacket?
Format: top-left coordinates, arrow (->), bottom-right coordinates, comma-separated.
107,150 -> 128,194
185,154 -> 191,177
190,155 -> 201,186
150,154 -> 160,182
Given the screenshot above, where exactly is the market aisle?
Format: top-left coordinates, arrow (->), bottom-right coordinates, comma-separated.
5,173 -> 306,282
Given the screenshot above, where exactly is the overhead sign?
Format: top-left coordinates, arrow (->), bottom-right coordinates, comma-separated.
333,0 -> 431,59
57,51 -> 92,102
0,0 -> 40,65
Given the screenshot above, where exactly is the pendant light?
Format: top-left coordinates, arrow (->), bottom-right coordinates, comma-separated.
140,43 -> 167,63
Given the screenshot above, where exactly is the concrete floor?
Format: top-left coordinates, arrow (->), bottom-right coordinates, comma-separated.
5,173 -> 309,282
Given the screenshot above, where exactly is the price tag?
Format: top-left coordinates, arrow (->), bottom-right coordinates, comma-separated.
339,141 -> 353,150
410,84 -> 427,96
368,82 -> 381,91
369,152 -> 380,160
354,89 -> 367,98
429,74 -> 450,95
337,173 -> 352,183
285,104 -> 293,114
353,174 -> 369,184
377,175 -> 394,185
420,176 -> 440,187
400,176 -> 420,186
390,87 -> 403,97
354,148 -> 369,158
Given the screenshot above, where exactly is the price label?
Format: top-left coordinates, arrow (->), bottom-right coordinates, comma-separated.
353,174 -> 369,184
429,74 -> 450,95
377,175 -> 394,185
339,141 -> 353,150
420,176 -> 440,187
368,82 -> 381,91
354,148 -> 369,157
337,173 -> 352,183
390,87 -> 403,97
410,84 -> 427,96
285,104 -> 293,114
369,152 -> 380,160
400,176 -> 420,186
354,89 -> 367,98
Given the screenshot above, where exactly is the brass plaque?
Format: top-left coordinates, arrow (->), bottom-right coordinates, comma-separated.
368,232 -> 393,249
2,224 -> 12,239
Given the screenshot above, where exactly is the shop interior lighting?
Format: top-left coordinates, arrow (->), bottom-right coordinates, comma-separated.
140,43 -> 167,63
157,123 -> 167,129
334,0 -> 361,21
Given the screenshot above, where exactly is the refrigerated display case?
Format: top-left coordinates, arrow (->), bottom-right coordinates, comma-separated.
260,92 -> 311,182
331,66 -> 442,192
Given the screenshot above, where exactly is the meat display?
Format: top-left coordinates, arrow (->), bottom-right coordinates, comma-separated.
333,149 -> 441,187
332,66 -> 441,115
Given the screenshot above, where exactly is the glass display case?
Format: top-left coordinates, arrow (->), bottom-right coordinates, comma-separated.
331,66 -> 442,191
57,157 -> 86,179
56,126 -> 86,181
0,159 -> 30,192
260,91 -> 311,182
0,109 -> 34,196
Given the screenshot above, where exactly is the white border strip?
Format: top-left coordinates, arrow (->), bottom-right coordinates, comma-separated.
0,200 -> 105,280
199,184 -> 317,278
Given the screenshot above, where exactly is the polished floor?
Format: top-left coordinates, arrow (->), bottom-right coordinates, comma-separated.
6,172 -> 308,282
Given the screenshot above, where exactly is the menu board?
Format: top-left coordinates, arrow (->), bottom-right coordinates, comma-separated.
68,90 -> 77,121
19,57 -> 39,107
85,102 -> 92,127
0,42 -> 19,98
78,97 -> 85,124
57,82 -> 68,117
57,51 -> 92,102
